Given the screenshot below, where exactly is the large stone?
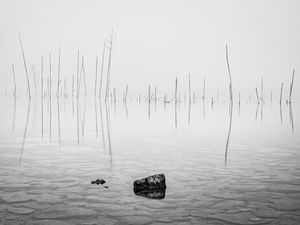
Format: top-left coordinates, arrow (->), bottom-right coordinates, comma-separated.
133,174 -> 166,193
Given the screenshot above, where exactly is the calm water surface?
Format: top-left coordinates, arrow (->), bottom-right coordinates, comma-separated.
0,97 -> 299,225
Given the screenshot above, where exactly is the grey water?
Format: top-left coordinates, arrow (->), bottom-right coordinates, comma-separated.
0,97 -> 299,225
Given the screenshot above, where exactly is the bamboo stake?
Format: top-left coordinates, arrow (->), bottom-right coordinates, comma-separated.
18,31 -> 31,98
225,45 -> 233,103
32,65 -> 37,95
56,46 -> 61,97
72,74 -> 74,97
280,82 -> 283,104
255,87 -> 259,104
125,84 -> 128,103
148,85 -> 151,103
289,69 -> 295,104
202,77 -> 206,100
76,50 -> 80,97
41,57 -> 43,99
175,78 -> 178,103
105,31 -> 113,100
261,76 -> 264,103
12,65 -> 16,98
94,56 -> 98,97
188,74 -> 191,102
99,40 -> 106,98
49,53 -> 52,98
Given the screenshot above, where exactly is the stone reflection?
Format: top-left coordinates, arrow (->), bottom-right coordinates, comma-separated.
134,188 -> 166,200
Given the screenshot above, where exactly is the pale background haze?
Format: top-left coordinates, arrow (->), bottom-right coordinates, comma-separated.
0,0 -> 299,101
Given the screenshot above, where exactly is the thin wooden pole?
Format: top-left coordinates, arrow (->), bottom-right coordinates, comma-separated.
72,74 -> 74,97
32,65 -> 37,95
105,31 -> 113,100
226,45 -> 233,103
202,77 -> 206,100
41,57 -> 43,99
12,65 -> 16,98
99,40 -> 106,98
94,56 -> 98,97
76,50 -> 80,98
188,74 -> 191,102
175,77 -> 178,103
280,82 -> 283,104
289,69 -> 295,104
255,87 -> 259,104
56,46 -> 61,97
18,31 -> 31,98
125,84 -> 128,103
49,53 -> 52,98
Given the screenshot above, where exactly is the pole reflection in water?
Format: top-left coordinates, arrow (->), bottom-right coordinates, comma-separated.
81,97 -> 86,138
105,101 -> 112,166
202,100 -> 206,120
289,104 -> 294,134
261,102 -> 264,123
49,96 -> 52,143
188,100 -> 191,125
255,103 -> 259,121
225,102 -> 233,165
99,100 -> 106,149
280,103 -> 283,125
12,97 -> 16,134
76,97 -> 79,145
175,103 -> 177,130
94,98 -> 98,137
41,93 -> 44,140
19,99 -> 31,165
57,97 -> 61,147
125,101 -> 128,120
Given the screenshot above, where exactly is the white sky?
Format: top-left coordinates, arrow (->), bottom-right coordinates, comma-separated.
0,0 -> 299,100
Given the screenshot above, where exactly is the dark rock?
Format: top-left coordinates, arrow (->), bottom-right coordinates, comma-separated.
134,188 -> 166,199
133,174 -> 166,192
91,179 -> 106,185
103,186 -> 109,189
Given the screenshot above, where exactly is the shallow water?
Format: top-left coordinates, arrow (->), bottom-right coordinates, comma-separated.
0,97 -> 299,225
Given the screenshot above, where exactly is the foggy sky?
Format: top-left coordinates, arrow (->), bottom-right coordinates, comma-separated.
0,0 -> 299,100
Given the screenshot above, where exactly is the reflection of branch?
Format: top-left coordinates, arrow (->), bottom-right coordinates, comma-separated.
13,97 -> 16,134
188,100 -> 191,125
255,103 -> 259,121
279,103 -> 283,125
225,103 -> 233,164
105,101 -> 112,166
19,99 -> 31,165
57,98 -> 61,147
289,104 -> 294,134
99,100 -> 106,149
76,98 -> 79,145
94,98 -> 98,137
175,103 -> 177,130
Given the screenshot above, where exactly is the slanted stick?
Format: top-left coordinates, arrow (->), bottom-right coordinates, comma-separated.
12,64 -> 16,98
18,31 -> 31,98
57,46 -> 61,97
280,82 -> 283,104
289,69 -> 295,103
94,56 -> 98,97
255,87 -> 259,104
225,45 -> 233,103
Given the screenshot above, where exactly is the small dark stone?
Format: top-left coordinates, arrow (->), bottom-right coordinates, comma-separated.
133,174 -> 166,193
91,179 -> 106,185
103,186 -> 109,189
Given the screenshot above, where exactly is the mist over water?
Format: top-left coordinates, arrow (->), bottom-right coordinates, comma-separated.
0,96 -> 299,224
